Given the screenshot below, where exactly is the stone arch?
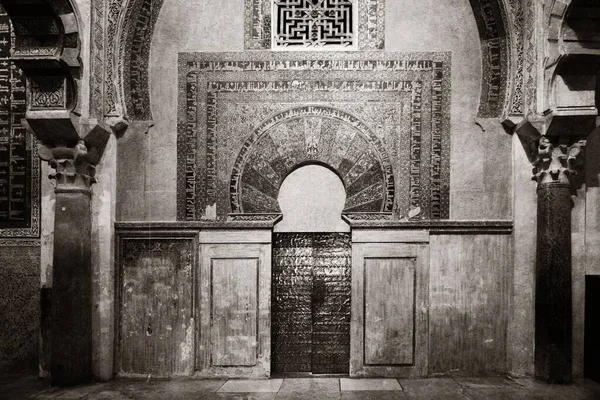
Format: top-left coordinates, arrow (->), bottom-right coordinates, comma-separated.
116,0 -> 165,122
230,105 -> 395,215
467,0 -> 514,117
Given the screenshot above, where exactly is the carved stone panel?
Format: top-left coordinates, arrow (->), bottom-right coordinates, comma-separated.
0,240 -> 40,372
178,52 -> 451,222
0,6 -> 39,238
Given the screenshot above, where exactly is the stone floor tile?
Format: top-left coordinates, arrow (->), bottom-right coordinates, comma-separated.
208,393 -> 277,400
509,378 -> 600,400
218,379 -> 284,393
341,390 -> 407,399
85,391 -> 134,400
276,391 -> 341,400
340,379 -> 402,391
70,379 -> 202,400
33,383 -> 109,399
278,378 -> 340,393
399,378 -> 470,400
453,376 -> 522,388
0,375 -> 52,399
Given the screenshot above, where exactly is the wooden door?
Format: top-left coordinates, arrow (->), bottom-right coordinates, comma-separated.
271,233 -> 351,374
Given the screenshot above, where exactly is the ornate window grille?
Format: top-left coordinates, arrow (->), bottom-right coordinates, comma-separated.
273,0 -> 356,49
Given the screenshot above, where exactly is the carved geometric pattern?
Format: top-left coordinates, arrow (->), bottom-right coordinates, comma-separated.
274,0 -> 354,48
507,0 -> 525,115
246,0 -> 384,50
178,52 -> 451,221
0,6 -> 40,238
523,0 -> 536,115
30,76 -> 66,109
11,16 -> 60,57
0,242 -> 40,372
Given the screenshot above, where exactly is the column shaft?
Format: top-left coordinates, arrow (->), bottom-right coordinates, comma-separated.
51,190 -> 93,385
535,183 -> 572,383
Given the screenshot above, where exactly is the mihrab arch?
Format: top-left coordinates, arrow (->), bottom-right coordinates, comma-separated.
230,105 -> 395,215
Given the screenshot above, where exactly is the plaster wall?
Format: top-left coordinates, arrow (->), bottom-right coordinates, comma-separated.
117,0 -> 513,222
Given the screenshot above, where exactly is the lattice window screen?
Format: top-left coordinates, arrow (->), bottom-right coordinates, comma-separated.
273,0 -> 356,49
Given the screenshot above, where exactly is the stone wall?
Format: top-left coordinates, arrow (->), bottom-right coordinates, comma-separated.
117,0 -> 512,222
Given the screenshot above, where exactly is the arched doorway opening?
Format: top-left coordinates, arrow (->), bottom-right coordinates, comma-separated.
272,164 -> 352,375
274,163 -> 350,233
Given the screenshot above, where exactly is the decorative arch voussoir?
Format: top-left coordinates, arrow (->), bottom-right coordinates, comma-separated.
468,0 -> 512,118
230,106 -> 395,216
118,0 -> 165,122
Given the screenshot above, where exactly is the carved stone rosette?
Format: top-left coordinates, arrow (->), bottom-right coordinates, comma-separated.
38,140 -> 99,194
532,136 -> 586,189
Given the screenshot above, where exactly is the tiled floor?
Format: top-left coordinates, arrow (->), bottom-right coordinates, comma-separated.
2,375 -> 600,400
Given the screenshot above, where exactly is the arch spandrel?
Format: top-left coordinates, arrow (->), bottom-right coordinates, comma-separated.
230,106 -> 395,216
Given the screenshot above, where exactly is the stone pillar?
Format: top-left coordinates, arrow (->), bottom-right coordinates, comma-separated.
532,137 -> 586,383
39,141 -> 98,386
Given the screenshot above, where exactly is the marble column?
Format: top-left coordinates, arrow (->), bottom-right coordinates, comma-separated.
39,141 -> 98,386
532,136 -> 586,383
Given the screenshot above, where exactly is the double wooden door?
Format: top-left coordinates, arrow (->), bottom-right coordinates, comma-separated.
271,233 -> 351,374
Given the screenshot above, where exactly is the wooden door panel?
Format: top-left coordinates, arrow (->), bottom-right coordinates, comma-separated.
117,237 -> 195,377
198,231 -> 271,378
350,233 -> 429,378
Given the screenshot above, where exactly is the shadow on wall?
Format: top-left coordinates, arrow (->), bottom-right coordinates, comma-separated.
274,164 -> 350,233
586,127 -> 600,188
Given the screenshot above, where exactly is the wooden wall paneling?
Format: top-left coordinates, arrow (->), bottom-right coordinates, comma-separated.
428,234 -> 511,375
211,258 -> 258,366
364,257 -> 416,365
116,236 -> 196,377
352,230 -> 429,243
198,242 -> 271,377
199,229 -> 272,244
350,242 -> 429,377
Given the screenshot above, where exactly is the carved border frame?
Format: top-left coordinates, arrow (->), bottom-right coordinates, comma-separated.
178,52 -> 451,222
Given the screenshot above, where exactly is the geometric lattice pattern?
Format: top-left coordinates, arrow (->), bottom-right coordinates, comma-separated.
274,0 -> 354,48
0,242 -> 40,372
245,0 -> 384,50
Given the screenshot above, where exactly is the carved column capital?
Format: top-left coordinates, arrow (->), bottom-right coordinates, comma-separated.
38,140 -> 99,193
532,136 -> 586,190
